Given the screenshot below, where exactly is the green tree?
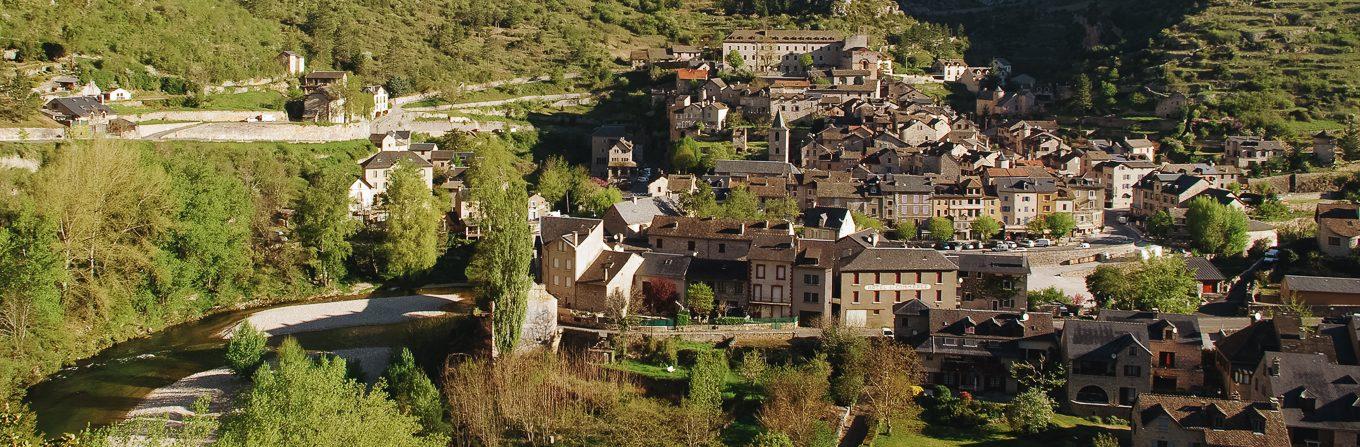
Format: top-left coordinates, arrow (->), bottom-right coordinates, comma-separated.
1088,257 -> 1199,313
725,52 -> 745,71
1092,432 -> 1120,447
1186,195 -> 1249,256
466,137 -> 534,354
1340,119 -> 1360,161
895,220 -> 917,240
670,137 -> 702,173
226,322 -> 268,376
737,350 -> 769,387
1027,286 -> 1071,310
689,350 -> 728,410
749,431 -> 793,447
379,163 -> 441,279
216,339 -> 447,447
382,348 -> 448,435
862,340 -> 923,435
720,186 -> 764,220
1004,388 -> 1054,434
1026,218 -> 1048,237
165,158 -> 255,294
1146,210 -> 1175,240
762,197 -> 800,221
682,182 -> 720,217
686,282 -> 716,320
535,156 -> 575,206
1044,213 -> 1077,241
852,211 -> 885,232
0,202 -> 68,391
0,68 -> 39,123
821,325 -> 868,406
970,215 -> 1002,240
925,217 -> 955,242
295,170 -> 358,285
1070,73 -> 1093,113
576,183 -> 623,218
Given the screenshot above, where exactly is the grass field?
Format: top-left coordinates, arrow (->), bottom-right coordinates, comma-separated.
873,414 -> 1127,447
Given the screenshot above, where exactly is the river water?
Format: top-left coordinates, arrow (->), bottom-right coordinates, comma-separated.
23,297 -> 467,437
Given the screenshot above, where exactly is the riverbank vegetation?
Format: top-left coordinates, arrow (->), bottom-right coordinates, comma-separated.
0,136 -> 460,438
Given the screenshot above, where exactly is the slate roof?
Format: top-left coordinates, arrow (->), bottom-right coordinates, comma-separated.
748,234 -> 798,262
1317,202 -> 1360,238
1260,351 -> 1360,433
1284,275 -> 1360,294
539,216 -> 602,246
1062,319 -> 1151,360
838,247 -> 957,272
1098,310 -> 1205,346
802,207 -> 852,230
360,150 -> 432,170
45,96 -> 112,118
725,29 -> 843,43
714,159 -> 801,176
577,251 -> 638,284
647,216 -> 793,240
1216,317 -> 1349,370
1185,257 -> 1227,282
949,253 -> 1029,275
636,252 -> 691,279
1135,394 -> 1288,447
609,196 -> 682,226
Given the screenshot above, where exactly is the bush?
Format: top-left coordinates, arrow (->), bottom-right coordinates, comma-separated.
225,322 -> 268,376
675,312 -> 690,326
925,386 -> 991,428
639,335 -> 679,365
1005,388 -> 1055,434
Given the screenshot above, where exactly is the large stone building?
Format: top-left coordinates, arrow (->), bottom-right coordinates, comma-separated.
1132,394 -> 1288,447
897,306 -> 1056,395
836,246 -> 958,329
721,30 -> 872,77
1316,202 -> 1360,257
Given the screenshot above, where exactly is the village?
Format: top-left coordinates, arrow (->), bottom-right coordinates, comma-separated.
10,22 -> 1360,447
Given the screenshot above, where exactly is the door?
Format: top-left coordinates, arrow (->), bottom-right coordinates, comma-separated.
845,310 -> 867,328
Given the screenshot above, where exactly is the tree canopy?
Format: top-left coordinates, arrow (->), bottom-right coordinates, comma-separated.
379,163 -> 442,279
1185,196 -> 1249,256
465,136 -> 535,353
1086,257 -> 1199,313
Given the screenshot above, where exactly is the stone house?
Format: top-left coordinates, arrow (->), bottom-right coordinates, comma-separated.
1131,172 -> 1211,219
933,58 -> 968,82
1132,394 -> 1288,447
721,29 -> 849,76
897,306 -> 1056,395
590,125 -> 638,181
278,51 -> 306,75
302,87 -> 347,123
836,246 -> 959,329
1224,136 -> 1287,170
302,71 -> 348,90
1089,159 -> 1159,209
602,196 -> 683,240
347,144 -> 433,215
540,216 -> 642,314
1316,202 -> 1360,257
43,96 -> 112,126
1162,163 -> 1242,190
951,254 -> 1029,311
1245,351 -> 1360,446
364,85 -> 390,118
1212,316 -> 1349,400
1314,130 -> 1338,166
1098,311 -> 1211,396
1061,319 -> 1154,418
801,207 -> 857,240
1280,276 -> 1360,313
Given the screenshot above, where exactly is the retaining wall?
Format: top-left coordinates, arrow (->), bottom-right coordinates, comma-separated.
125,110 -> 285,122
156,122 -> 372,142
0,127 -> 66,141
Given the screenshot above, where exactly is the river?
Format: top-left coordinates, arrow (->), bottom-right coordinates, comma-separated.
23,294 -> 469,437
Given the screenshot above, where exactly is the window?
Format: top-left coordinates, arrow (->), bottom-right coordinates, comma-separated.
687,241 -> 696,250
805,274 -> 819,285
772,286 -> 783,300
941,337 -> 957,346
552,258 -> 560,269
1124,365 -> 1141,377
776,266 -> 786,280
1330,237 -> 1341,246
754,285 -> 764,299
852,291 -> 860,303
873,291 -> 881,303
756,264 -> 766,279
853,273 -> 861,285
655,239 -> 663,249
935,272 -> 943,284
935,290 -> 942,302
1159,352 -> 1176,368
804,292 -> 819,303
718,243 -> 726,253
552,275 -> 560,285
963,339 -> 978,347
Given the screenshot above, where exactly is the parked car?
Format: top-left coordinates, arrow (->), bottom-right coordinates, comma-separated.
1004,241 -> 1017,249
1035,239 -> 1052,247
1020,239 -> 1035,248
1078,242 -> 1091,249
991,245 -> 1011,252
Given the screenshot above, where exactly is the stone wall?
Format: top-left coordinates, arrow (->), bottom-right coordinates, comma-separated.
125,110 -> 285,123
0,127 -> 66,141
156,121 -> 372,142
1248,171 -> 1349,194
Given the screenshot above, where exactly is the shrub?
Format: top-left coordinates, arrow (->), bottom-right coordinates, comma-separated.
225,322 -> 268,376
1005,388 -> 1055,434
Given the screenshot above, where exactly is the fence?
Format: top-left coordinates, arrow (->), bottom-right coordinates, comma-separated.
637,316 -> 798,328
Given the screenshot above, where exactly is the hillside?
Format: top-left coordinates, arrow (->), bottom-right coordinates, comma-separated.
0,0 -> 753,93
1147,0 -> 1360,131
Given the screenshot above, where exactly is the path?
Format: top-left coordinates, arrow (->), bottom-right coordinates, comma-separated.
225,292 -> 465,338
408,92 -> 593,111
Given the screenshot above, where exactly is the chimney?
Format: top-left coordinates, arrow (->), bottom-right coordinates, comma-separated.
631,196 -> 638,204
1270,356 -> 1281,376
869,233 -> 880,246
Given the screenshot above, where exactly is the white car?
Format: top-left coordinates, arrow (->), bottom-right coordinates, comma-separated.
1078,242 -> 1091,248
